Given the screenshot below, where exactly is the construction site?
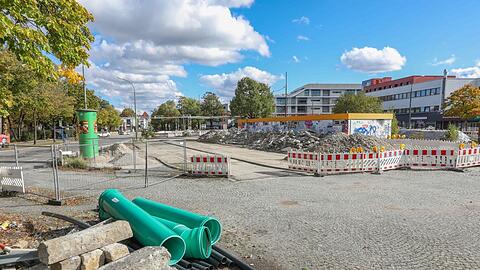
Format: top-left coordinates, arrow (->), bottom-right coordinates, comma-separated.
1,112 -> 480,270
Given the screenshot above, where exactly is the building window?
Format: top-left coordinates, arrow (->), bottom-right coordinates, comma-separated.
434,88 -> 441,95
332,90 -> 342,94
297,106 -> 307,113
322,106 -> 330,113
423,106 -> 430,112
323,90 -> 330,96
276,98 -> 286,105
297,98 -> 307,105
322,98 -> 330,105
303,90 -> 310,96
311,90 -> 321,96
276,106 -> 286,113
433,105 -> 440,111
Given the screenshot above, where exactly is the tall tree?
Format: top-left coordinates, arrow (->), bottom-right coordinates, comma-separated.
201,92 -> 224,116
230,77 -> 275,118
151,100 -> 180,131
0,0 -> 94,78
98,105 -> 122,131
444,84 -> 480,119
120,108 -> 136,117
333,92 -> 383,113
177,96 -> 201,129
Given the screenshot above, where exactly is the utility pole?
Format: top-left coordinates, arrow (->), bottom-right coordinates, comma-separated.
117,77 -> 138,140
82,65 -> 87,109
284,72 -> 288,118
408,82 -> 414,129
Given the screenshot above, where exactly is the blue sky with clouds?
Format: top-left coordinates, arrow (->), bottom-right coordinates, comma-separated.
79,0 -> 480,112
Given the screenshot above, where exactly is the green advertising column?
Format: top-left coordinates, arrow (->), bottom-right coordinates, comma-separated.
77,109 -> 99,158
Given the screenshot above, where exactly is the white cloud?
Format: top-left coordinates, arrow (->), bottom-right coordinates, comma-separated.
265,35 -> 275,44
79,0 -> 269,111
340,46 -> 407,73
200,66 -> 282,98
431,55 -> 456,66
207,0 -> 254,8
292,56 -> 300,63
297,35 -> 310,41
292,16 -> 310,25
450,61 -> 480,78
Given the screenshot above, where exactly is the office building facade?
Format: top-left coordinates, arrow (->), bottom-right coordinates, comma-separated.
363,75 -> 480,128
274,83 -> 362,116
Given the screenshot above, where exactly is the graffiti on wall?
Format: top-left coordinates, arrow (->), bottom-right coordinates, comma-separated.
350,120 -> 391,138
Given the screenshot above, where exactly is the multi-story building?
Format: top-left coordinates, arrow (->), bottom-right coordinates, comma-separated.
363,73 -> 480,128
274,83 -> 362,116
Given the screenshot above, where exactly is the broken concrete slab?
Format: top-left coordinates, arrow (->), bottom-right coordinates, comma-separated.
50,256 -> 81,270
38,221 -> 133,265
80,249 -> 105,270
97,246 -> 173,270
101,243 -> 129,263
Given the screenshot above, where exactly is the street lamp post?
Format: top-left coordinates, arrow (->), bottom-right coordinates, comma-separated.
117,77 -> 138,140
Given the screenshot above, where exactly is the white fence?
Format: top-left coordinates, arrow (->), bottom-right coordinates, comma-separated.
0,166 -> 25,193
190,154 -> 231,177
288,147 -> 480,175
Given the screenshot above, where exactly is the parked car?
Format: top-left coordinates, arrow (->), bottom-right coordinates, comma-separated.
98,129 -> 111,137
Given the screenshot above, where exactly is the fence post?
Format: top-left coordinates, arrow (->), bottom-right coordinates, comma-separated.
132,138 -> 137,171
144,140 -> 148,188
183,139 -> 187,174
48,145 -> 62,205
374,150 -> 382,174
13,144 -> 19,167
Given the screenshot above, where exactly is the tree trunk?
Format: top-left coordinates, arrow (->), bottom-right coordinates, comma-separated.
33,110 -> 37,145
53,119 -> 56,142
7,117 -> 17,141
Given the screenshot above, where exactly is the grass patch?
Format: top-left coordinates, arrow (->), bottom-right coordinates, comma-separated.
63,157 -> 88,169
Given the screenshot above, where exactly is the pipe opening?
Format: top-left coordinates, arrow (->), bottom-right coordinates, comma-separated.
162,236 -> 186,265
203,218 -> 222,244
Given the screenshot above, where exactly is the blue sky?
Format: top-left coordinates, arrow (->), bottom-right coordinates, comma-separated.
79,0 -> 480,112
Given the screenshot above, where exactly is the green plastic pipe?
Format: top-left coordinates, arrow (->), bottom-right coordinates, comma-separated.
98,189 -> 186,265
132,197 -> 222,244
154,217 -> 212,259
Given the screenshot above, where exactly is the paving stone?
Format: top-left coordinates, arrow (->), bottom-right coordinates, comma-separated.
97,246 -> 173,270
80,249 -> 105,270
50,256 -> 81,270
101,243 -> 129,263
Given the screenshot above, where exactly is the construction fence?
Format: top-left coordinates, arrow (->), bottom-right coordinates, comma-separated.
288,147 -> 480,175
0,138 -> 189,202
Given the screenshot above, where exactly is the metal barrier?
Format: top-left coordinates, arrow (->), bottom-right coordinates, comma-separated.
0,166 -> 25,193
287,150 -> 318,173
190,154 -> 230,177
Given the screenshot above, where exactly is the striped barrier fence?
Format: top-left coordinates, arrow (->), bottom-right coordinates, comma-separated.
287,150 -> 318,173
287,147 -> 480,175
456,147 -> 480,168
190,154 -> 230,177
404,149 -> 457,168
319,152 -> 364,174
0,166 -> 25,193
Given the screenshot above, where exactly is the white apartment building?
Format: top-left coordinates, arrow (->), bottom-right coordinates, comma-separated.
274,83 -> 362,116
363,75 -> 480,128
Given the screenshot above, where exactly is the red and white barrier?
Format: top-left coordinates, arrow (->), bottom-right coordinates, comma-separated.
287,147 -> 480,175
319,153 -> 364,173
456,148 -> 480,168
287,150 -> 318,173
190,154 -> 230,177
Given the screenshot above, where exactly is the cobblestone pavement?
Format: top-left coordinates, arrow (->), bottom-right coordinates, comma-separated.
2,164 -> 480,269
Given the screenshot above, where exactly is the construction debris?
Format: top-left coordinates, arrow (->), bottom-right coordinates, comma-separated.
97,246 -> 173,270
37,220 -> 133,265
199,128 -> 396,153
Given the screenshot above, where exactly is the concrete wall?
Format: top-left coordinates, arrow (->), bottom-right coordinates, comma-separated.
245,120 -> 343,134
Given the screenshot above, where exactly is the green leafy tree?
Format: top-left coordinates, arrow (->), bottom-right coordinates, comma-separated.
333,92 -> 383,113
120,108 -> 136,117
391,114 -> 399,135
151,100 -> 180,131
0,0 -> 94,78
201,92 -> 224,116
444,84 -> 480,119
230,77 -> 275,118
177,96 -> 201,129
98,105 -> 121,131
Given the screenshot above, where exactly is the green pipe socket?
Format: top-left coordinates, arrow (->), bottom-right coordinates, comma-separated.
98,189 -> 186,265
132,197 -> 222,244
155,217 -> 212,259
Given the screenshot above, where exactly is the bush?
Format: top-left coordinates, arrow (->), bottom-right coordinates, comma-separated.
446,124 -> 459,141
63,157 -> 88,169
142,128 -> 155,139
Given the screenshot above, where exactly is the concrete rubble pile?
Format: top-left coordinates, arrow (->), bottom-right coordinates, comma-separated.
199,128 -> 395,153
26,220 -> 173,270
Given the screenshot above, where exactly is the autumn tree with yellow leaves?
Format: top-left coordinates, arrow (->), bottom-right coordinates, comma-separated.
444,84 -> 480,119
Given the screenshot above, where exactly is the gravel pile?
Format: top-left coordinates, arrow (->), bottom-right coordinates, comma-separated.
198,128 -> 395,153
